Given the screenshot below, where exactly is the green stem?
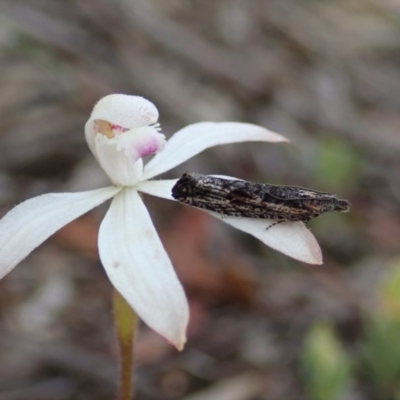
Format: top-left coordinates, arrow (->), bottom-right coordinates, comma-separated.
113,289 -> 139,400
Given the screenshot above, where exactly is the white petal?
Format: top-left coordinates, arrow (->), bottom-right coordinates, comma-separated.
212,214 -> 323,264
85,94 -> 159,153
142,122 -> 289,180
137,179 -> 178,200
0,186 -> 121,279
98,188 -> 189,349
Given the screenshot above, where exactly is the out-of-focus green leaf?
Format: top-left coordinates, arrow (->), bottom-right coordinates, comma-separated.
316,136 -> 361,191
302,321 -> 351,400
362,259 -> 400,397
363,318 -> 400,397
379,258 -> 400,322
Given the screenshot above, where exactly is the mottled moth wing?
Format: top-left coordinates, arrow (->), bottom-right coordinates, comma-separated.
171,172 -> 351,223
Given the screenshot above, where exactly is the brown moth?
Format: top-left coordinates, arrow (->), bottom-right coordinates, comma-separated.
172,172 -> 350,228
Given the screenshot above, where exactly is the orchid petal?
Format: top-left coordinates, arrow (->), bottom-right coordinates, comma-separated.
137,179 -> 178,200
213,214 -> 323,265
141,122 -> 289,180
98,188 -> 189,349
0,186 -> 122,279
85,94 -> 159,153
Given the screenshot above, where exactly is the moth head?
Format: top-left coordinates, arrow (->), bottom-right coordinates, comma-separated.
171,172 -> 198,203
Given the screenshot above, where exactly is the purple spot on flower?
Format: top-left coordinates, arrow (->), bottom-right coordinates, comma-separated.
135,138 -> 162,157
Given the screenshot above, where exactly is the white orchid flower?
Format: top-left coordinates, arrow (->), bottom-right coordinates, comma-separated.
0,94 -> 322,349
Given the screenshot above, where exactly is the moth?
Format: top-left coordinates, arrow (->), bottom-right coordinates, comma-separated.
171,172 -> 350,228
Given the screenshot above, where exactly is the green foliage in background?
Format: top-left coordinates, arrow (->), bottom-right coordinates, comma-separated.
362,259 -> 400,399
316,136 -> 360,191
301,321 -> 351,400
301,259 -> 400,400
363,318 -> 400,399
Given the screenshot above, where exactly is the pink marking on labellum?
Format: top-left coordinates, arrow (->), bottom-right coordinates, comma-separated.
135,138 -> 163,158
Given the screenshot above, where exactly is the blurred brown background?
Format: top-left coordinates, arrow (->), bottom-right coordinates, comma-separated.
0,1 -> 399,399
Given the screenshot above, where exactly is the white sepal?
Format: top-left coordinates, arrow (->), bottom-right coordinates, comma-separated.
0,186 -> 122,279
137,179 -> 178,200
142,122 -> 289,180
98,188 -> 189,350
214,214 -> 323,265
